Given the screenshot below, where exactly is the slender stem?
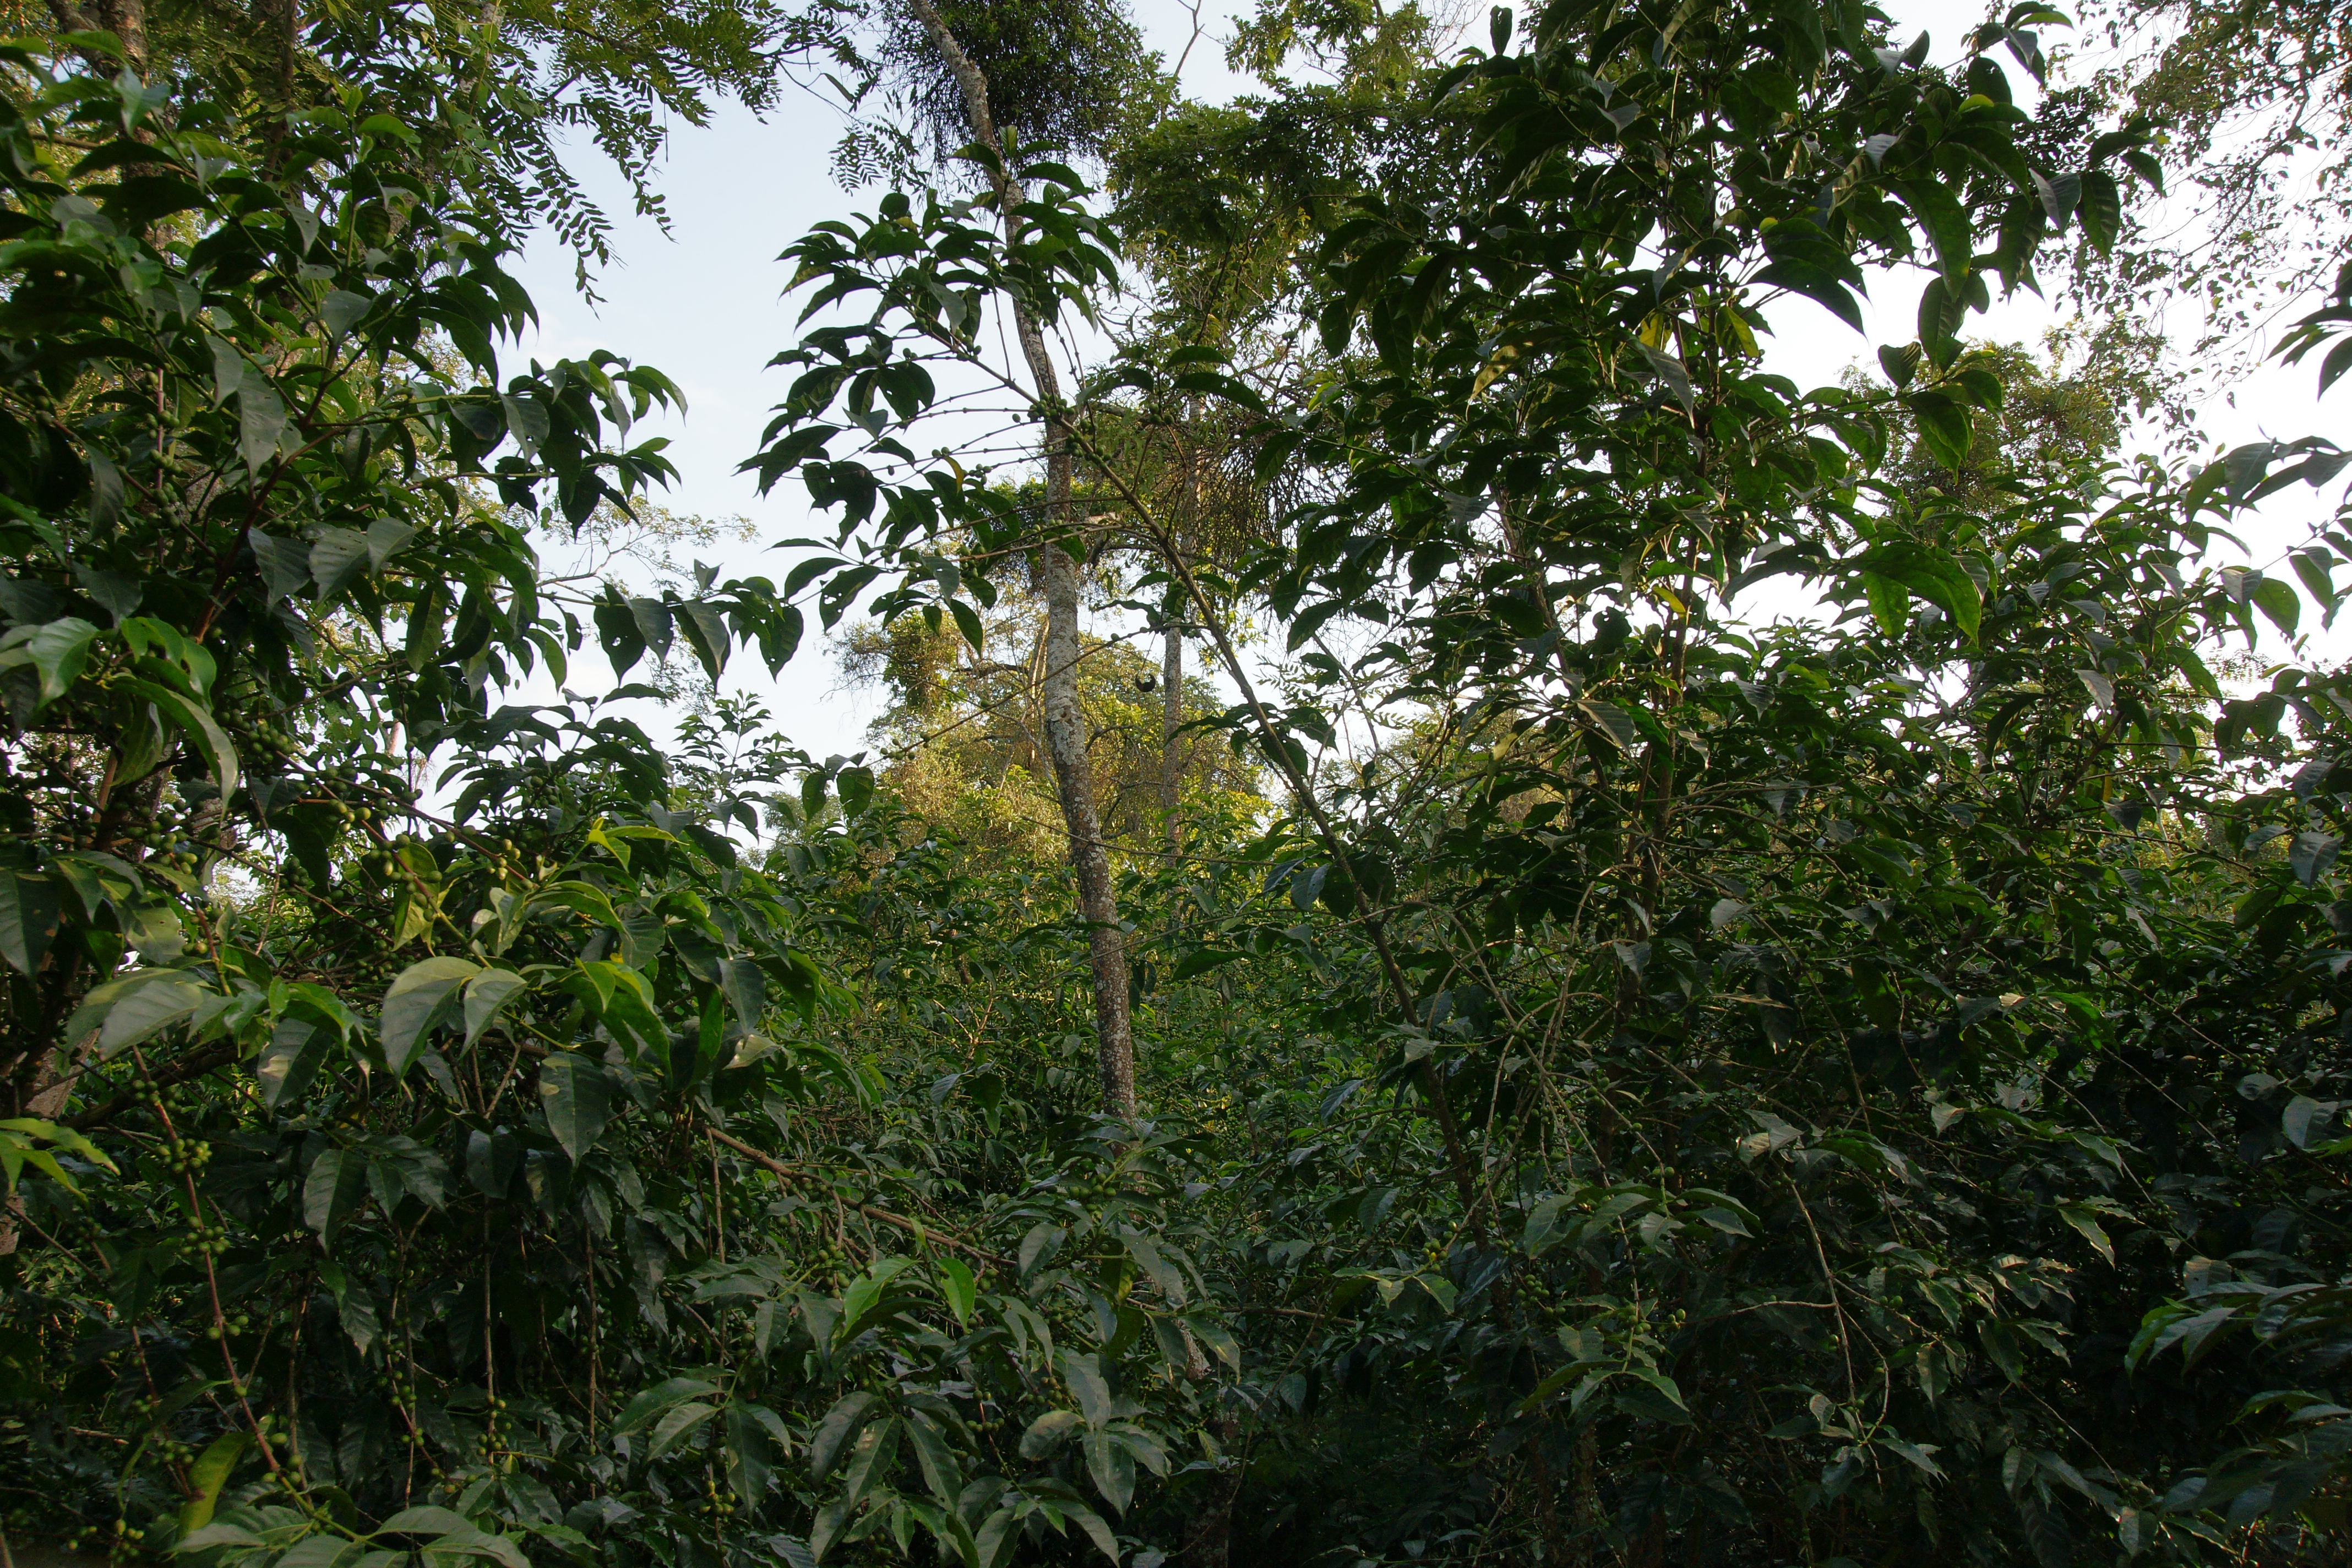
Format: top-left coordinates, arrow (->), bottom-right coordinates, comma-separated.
905,0 -> 1136,1118
1060,428 -> 1484,1227
705,1128 -> 1013,1270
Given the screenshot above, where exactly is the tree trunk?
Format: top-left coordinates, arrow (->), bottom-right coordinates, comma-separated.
1180,1469 -> 1233,1568
1160,622 -> 1183,851
265,0 -> 297,96
46,0 -> 150,76
1038,521 -> 1136,1117
1163,426 -> 1201,852
905,0 -> 1136,1118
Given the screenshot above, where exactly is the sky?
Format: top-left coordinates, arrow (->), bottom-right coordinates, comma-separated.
496,0 -> 2352,763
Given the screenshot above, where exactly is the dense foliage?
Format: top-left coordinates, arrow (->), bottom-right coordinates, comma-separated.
6,3 -> 2352,1568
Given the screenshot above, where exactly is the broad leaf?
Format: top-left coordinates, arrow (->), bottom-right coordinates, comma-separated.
807,1390 -> 878,1478
538,1050 -> 613,1162
302,1147 -> 367,1244
379,956 -> 478,1077
0,870 -> 61,975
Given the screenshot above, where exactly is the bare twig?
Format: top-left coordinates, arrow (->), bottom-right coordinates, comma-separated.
704,1126 -> 1014,1271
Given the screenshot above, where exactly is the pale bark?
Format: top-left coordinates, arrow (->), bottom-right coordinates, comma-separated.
1063,453 -> 1487,1228
1160,622 -> 1183,851
1161,436 -> 1199,851
905,0 -> 1136,1118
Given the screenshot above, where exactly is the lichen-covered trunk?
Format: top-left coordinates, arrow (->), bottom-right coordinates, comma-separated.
1160,622 -> 1183,851
906,0 -> 1135,1118
1035,459 -> 1136,1118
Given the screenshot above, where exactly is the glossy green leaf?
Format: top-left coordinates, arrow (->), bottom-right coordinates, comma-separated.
647,1401 -> 718,1458
302,1146 -> 367,1244
1058,1349 -> 1113,1429
2252,574 -> 2301,636
23,616 -> 97,706
0,870 -> 61,976
613,1376 -> 720,1435
1850,540 -> 1982,642
2078,169 -> 2121,254
378,956 -> 478,1077
176,1430 -> 251,1534
123,678 -> 239,798
807,1390 -> 878,1478
538,1050 -> 613,1162
937,1256 -> 976,1326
